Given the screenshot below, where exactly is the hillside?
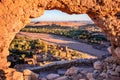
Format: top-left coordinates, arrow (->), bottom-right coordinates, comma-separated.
28,21 -> 94,27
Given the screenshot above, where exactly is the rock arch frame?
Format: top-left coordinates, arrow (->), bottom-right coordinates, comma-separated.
0,0 -> 120,72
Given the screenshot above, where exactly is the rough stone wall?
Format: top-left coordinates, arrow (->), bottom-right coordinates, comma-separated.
0,0 -> 119,78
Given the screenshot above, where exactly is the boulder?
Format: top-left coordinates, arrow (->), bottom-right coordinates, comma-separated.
23,69 -> 39,80
65,66 -> 79,76
13,71 -> 23,80
93,61 -> 102,70
54,76 -> 68,80
46,73 -> 60,80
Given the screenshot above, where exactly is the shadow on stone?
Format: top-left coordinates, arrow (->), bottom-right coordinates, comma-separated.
0,69 -> 6,80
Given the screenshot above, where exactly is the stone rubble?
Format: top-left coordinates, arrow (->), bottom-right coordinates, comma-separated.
0,0 -> 120,72
2,56 -> 119,80
38,56 -> 120,80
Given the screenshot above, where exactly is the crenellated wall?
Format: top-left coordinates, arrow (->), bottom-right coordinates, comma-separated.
0,0 -> 120,79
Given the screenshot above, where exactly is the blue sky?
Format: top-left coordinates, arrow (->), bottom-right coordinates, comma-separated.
31,10 -> 92,22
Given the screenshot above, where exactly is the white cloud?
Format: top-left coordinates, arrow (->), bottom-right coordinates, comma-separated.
31,10 -> 92,22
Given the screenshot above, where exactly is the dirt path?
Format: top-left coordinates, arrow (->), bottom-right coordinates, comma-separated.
17,32 -> 109,58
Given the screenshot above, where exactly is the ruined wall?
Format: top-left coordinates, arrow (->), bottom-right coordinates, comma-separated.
0,0 -> 119,71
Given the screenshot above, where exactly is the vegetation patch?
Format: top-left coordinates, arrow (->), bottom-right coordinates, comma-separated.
9,35 -> 92,67
21,24 -> 109,44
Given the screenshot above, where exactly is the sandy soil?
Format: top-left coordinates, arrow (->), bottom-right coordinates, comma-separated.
17,32 -> 109,58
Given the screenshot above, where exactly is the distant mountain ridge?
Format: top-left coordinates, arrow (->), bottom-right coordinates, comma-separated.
28,21 -> 94,27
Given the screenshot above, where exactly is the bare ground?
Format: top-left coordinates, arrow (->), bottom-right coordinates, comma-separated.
17,32 -> 109,58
